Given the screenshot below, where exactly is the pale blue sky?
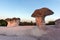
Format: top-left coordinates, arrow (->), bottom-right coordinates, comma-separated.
0,0 -> 60,23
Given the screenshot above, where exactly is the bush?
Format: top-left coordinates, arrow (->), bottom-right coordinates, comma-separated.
19,21 -> 36,26
46,21 -> 55,25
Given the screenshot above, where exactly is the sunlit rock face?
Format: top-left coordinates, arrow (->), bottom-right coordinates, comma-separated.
55,19 -> 60,28
36,17 -> 45,27
35,17 -> 46,30
5,18 -> 20,27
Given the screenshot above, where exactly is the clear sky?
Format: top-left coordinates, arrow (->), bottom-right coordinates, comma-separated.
0,0 -> 60,23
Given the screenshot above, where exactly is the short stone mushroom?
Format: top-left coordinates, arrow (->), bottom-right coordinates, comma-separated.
5,18 -> 20,27
31,7 -> 54,29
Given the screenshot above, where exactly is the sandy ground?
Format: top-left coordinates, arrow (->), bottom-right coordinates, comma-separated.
0,35 -> 37,40
0,25 -> 60,40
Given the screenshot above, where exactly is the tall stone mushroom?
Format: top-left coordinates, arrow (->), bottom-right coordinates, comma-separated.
31,7 -> 54,29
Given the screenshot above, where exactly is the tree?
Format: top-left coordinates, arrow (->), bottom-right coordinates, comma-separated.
0,19 -> 7,26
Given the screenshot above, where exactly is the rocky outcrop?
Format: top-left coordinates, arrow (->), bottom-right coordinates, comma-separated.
5,18 -> 20,27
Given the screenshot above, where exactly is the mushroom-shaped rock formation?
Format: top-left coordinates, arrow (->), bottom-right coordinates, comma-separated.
5,18 -> 20,27
55,19 -> 60,28
31,7 -> 54,29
